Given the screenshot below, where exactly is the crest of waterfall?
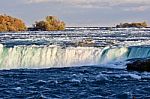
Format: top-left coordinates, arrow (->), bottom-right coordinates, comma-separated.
0,44 -> 150,69
0,45 -> 102,69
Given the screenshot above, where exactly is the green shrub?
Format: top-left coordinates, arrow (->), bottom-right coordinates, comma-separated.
34,16 -> 65,31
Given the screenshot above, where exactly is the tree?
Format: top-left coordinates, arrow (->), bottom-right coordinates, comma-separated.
34,16 -> 65,31
0,14 -> 27,32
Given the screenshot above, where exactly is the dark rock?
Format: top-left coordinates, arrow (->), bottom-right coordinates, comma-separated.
127,59 -> 150,72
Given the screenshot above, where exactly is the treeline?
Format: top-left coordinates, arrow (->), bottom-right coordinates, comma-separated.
116,22 -> 147,28
0,14 -> 65,32
0,14 -> 149,32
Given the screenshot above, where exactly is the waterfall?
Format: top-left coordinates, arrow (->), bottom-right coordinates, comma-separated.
99,46 -> 150,63
0,44 -> 150,69
128,47 -> 150,59
0,45 -> 101,69
99,47 -> 128,63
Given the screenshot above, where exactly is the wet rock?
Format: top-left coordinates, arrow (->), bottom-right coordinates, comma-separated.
75,38 -> 95,47
127,59 -> 150,72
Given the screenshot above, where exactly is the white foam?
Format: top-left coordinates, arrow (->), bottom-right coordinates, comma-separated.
0,45 -> 150,69
0,46 -> 102,69
129,74 -> 141,80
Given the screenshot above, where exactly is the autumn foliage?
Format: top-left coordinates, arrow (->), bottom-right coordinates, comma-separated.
116,22 -> 148,28
33,16 -> 65,31
0,15 -> 27,32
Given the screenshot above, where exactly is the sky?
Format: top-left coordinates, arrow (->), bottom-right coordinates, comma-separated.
0,0 -> 150,27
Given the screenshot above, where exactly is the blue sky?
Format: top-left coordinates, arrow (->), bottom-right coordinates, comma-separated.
0,0 -> 150,26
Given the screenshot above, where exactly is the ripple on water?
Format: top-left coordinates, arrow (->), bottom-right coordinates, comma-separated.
0,66 -> 150,98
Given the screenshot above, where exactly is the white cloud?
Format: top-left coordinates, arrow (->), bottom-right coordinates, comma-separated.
25,0 -> 150,4
124,6 -> 150,12
26,0 -> 49,4
25,0 -> 150,11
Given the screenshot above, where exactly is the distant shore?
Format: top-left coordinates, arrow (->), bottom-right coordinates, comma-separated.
0,14 -> 149,32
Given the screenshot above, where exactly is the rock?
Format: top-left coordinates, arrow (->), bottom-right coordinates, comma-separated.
127,59 -> 150,72
75,38 -> 95,47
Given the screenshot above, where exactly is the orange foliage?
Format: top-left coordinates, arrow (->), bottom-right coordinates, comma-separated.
0,14 -> 27,32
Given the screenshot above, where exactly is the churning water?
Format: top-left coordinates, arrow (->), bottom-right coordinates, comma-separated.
0,28 -> 150,98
